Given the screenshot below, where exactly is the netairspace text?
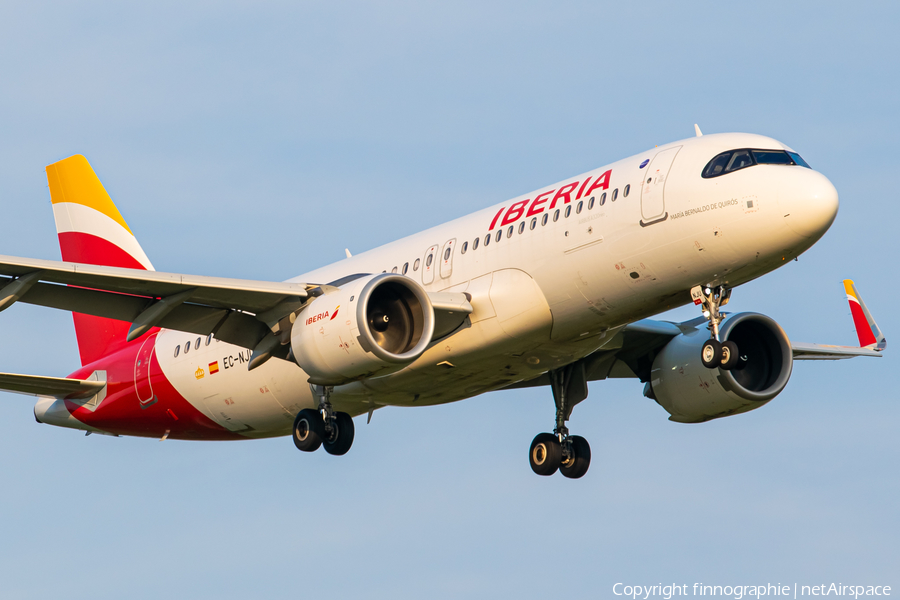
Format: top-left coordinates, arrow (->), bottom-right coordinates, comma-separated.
613,583 -> 891,600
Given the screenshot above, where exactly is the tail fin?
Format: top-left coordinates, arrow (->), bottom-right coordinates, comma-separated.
45,155 -> 154,366
844,279 -> 886,350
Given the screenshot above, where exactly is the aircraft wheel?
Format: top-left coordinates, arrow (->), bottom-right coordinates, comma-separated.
560,435 -> 591,479
720,341 -> 741,370
323,412 -> 355,456
701,339 -> 722,368
293,408 -> 324,452
530,433 -> 561,476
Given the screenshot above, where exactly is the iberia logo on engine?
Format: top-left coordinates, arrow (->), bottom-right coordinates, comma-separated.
306,306 -> 340,326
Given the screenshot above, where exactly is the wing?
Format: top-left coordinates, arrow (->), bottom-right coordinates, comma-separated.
0,253 -> 329,351
506,279 -> 885,390
791,279 -> 886,360
0,254 -> 473,368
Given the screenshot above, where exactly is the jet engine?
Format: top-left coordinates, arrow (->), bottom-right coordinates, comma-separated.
646,313 -> 793,423
290,273 -> 435,385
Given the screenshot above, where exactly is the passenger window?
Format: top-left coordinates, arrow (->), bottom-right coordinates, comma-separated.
414,258 -> 420,271
484,233 -> 490,246
576,200 -> 583,214
184,340 -> 190,354
612,188 -> 618,202
530,217 -> 537,230
195,337 -> 201,350
206,333 -> 213,346
402,262 -> 409,274
542,214 -> 549,226
506,225 -> 513,238
461,242 -> 468,254
473,237 -> 480,250
564,205 -> 572,218
391,266 -> 397,273
588,196 -> 595,210
553,209 -> 560,222
624,184 -> 630,197
599,192 -> 607,206
518,222 -> 525,234
174,345 -> 180,358
495,230 -> 502,242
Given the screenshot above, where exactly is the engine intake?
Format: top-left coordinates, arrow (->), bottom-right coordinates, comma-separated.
291,274 -> 435,385
648,313 -> 793,423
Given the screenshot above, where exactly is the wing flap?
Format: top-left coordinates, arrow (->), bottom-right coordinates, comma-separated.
0,372 -> 105,400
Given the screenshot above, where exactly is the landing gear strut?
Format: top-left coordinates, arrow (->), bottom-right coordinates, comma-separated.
692,284 -> 743,370
529,363 -> 592,479
292,384 -> 355,455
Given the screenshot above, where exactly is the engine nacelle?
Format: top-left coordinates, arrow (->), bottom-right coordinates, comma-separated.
647,313 -> 793,423
290,274 -> 435,385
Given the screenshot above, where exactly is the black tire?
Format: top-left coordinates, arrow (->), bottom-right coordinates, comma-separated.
323,412 -> 355,456
293,408 -> 324,452
529,433 -> 562,476
560,435 -> 591,479
701,339 -> 723,368
720,340 -> 740,370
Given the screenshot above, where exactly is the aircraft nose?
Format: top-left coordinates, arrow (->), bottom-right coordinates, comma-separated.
778,168 -> 839,240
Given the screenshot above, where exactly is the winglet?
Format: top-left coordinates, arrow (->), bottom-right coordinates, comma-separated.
694,124 -> 703,137
844,279 -> 886,350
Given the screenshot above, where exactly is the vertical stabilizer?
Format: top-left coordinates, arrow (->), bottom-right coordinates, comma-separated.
45,155 -> 154,365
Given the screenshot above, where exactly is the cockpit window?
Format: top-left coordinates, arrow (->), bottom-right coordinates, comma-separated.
752,150 -> 793,165
787,152 -> 811,168
704,153 -> 731,178
702,148 -> 811,178
727,150 -> 754,171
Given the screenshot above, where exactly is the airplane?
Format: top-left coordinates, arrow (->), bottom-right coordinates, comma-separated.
0,127 -> 886,479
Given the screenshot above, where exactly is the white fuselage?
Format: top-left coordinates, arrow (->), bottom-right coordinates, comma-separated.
153,132 -> 839,437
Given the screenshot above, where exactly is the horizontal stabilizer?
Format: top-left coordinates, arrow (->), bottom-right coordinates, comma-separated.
0,372 -> 106,399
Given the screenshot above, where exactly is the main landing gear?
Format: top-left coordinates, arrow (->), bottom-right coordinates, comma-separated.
293,385 -> 355,456
529,364 -> 592,479
691,284 -> 744,371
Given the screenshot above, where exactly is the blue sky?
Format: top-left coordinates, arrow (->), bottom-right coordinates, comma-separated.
0,2 -> 897,598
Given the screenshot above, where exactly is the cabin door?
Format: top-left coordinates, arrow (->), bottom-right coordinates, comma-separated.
640,146 -> 681,226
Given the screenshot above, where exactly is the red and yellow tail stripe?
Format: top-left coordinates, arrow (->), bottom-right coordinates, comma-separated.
46,155 -> 154,271
45,155 -> 156,366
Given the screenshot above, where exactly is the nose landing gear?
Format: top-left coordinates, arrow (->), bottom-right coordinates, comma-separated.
528,364 -> 592,479
292,384 -> 356,456
692,284 -> 744,370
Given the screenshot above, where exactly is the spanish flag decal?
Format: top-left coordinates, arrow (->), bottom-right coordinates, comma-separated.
330,305 -> 340,320
209,361 -> 220,374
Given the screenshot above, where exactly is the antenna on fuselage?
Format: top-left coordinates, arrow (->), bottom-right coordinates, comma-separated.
694,124 -> 703,137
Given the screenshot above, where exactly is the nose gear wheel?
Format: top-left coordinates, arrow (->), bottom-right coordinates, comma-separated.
692,284 -> 743,370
